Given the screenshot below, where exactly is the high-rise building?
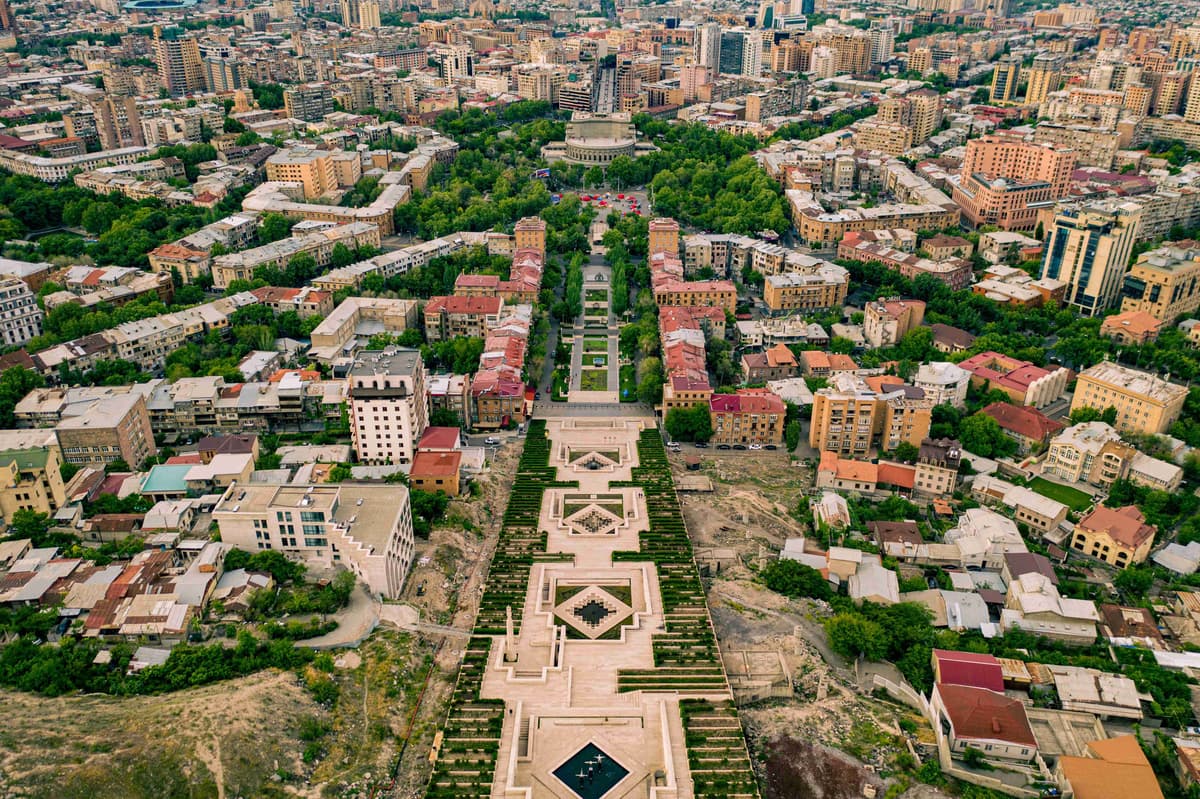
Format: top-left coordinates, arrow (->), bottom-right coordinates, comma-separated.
868,21 -> 894,65
699,23 -> 722,70
908,47 -> 933,75
347,0 -> 380,28
801,0 -> 814,14
153,29 -> 206,96
0,278 -> 42,347
347,349 -> 429,466
719,30 -> 746,75
283,83 -> 334,121
1040,202 -> 1143,317
990,57 -> 1021,104
741,31 -> 763,77
93,97 -> 144,150
1152,70 -> 1189,116
875,91 -> 943,144
204,59 -> 251,93
1025,54 -> 1064,105
1185,75 -> 1200,123
809,373 -> 933,456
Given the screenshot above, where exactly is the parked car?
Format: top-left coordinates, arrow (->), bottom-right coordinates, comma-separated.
764,444 -> 778,450
694,441 -> 709,448
748,444 -> 763,450
733,444 -> 747,450
717,444 -> 732,450
485,436 -> 500,445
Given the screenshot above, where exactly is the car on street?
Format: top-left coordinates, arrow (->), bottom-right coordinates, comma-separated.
748,444 -> 763,450
485,436 -> 500,445
694,441 -> 708,448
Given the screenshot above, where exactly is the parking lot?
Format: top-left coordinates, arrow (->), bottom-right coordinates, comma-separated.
578,189 -> 649,217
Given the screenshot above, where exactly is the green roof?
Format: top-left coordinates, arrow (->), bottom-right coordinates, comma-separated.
0,448 -> 51,472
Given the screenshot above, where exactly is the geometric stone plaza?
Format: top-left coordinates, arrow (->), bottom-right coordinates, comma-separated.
426,416 -> 759,798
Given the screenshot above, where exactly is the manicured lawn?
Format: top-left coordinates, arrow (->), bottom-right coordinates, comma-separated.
583,337 -> 607,353
585,289 -> 607,302
1029,477 -> 1094,511
580,369 -> 608,391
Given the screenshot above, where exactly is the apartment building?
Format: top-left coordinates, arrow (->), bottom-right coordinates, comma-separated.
958,351 -> 1070,408
809,373 -> 933,456
708,390 -> 786,446
153,32 -> 205,96
1040,202 -> 1142,316
347,349 -> 429,466
1120,242 -> 1200,322
214,483 -> 415,599
55,393 -> 156,468
249,286 -> 334,319
0,277 -> 42,346
1043,422 -> 1135,487
0,429 -> 66,522
837,231 -> 972,290
423,295 -> 503,341
914,438 -> 961,498
863,298 -> 925,348
211,223 -> 381,289
1071,362 -> 1188,435
913,361 -> 970,408
762,268 -> 850,313
264,148 -> 339,200
952,135 -> 1074,230
1071,505 -> 1156,569
283,84 -> 334,122
788,189 -> 960,246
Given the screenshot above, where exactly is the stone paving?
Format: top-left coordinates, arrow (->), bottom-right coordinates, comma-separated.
480,418 -> 706,799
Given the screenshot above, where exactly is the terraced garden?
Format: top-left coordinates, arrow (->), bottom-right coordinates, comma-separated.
680,700 -> 761,799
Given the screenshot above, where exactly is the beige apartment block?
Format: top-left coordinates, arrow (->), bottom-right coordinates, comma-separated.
55,393 -> 156,468
1070,362 -> 1187,435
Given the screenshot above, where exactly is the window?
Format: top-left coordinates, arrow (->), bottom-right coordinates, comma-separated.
300,511 -> 324,522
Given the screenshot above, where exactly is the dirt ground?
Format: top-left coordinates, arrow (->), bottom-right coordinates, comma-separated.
669,451 -> 952,799
0,631 -> 436,799
0,670 -> 321,799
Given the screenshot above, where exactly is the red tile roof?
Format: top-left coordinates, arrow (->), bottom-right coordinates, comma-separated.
425,294 -> 503,315
933,649 -> 1004,692
411,450 -> 462,479
1078,505 -> 1155,550
981,402 -> 1064,442
418,426 -> 461,452
937,683 -> 1036,748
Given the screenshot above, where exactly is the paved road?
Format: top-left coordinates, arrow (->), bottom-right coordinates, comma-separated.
533,401 -> 654,418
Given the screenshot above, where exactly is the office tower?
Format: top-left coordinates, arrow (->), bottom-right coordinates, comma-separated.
698,23 -> 721,69
990,57 -> 1020,103
1025,53 -> 1064,105
719,30 -> 745,76
801,0 -> 814,14
347,349 -> 429,466
1040,202 -> 1143,317
756,0 -> 773,29
153,28 -> 206,95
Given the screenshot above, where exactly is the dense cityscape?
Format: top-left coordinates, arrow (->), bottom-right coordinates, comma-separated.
3,0 -> 1200,797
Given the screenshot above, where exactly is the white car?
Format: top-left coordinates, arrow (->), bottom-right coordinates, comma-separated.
748,444 -> 763,450
485,436 -> 500,445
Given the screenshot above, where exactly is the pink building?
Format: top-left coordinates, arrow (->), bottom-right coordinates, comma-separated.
952,134 -> 1075,231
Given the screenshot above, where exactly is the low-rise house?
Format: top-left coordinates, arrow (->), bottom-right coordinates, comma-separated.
1057,736 -> 1163,799
945,508 -> 1027,569
1099,603 -> 1166,649
1004,486 -> 1069,535
409,450 -> 462,496
1043,421 -> 1183,490
870,520 -> 922,558
930,682 -> 1038,762
1001,572 -> 1099,645
1002,551 -> 1059,588
932,649 -> 1004,692
1071,505 -> 1156,569
913,361 -> 970,408
1048,665 -> 1142,720
1154,541 -> 1200,575
847,554 -> 900,605
980,402 -> 1064,453
740,343 -> 799,383
812,491 -> 850,529
903,589 -> 990,631
914,437 -> 960,497
1100,310 -> 1163,345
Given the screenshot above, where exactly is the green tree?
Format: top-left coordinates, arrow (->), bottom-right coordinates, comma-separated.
0,367 -> 44,428
665,403 -> 713,443
958,414 -> 1016,459
891,441 -> 920,463
259,213 -> 293,244
825,613 -> 888,661
760,559 -> 832,600
784,420 -> 801,452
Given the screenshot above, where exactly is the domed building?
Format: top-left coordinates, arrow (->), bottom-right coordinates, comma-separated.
540,112 -> 659,165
